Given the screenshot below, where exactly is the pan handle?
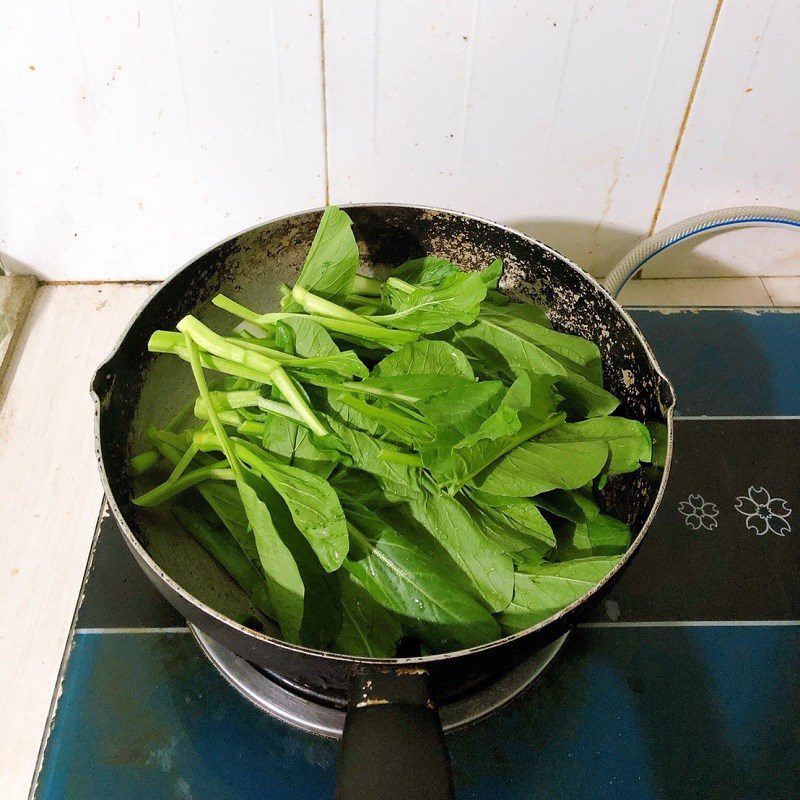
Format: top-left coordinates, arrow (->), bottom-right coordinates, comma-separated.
336,668 -> 455,800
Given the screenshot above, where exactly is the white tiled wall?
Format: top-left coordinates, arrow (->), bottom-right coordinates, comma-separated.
0,1 -> 326,281
324,0 -> 716,276
644,0 -> 800,279
0,0 -> 798,281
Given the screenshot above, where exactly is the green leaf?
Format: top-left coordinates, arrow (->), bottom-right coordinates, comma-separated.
198,480 -> 260,565
254,474 -> 342,650
286,352 -> 369,382
451,316 -> 618,418
334,572 -> 402,658
552,513 -> 631,561
321,418 -> 422,502
646,421 -> 669,468
489,302 -> 552,328
329,468 -> 398,509
173,504 -> 274,621
332,393 -> 432,444
276,316 -> 340,357
408,487 -> 514,612
416,381 -> 506,484
233,439 -> 349,572
282,207 -> 359,310
191,428 -> 347,576
460,493 -> 555,565
463,488 -> 516,507
479,306 -> 603,384
457,375 -> 537,444
238,476 -> 305,643
417,380 -> 503,434
534,488 -> 600,523
373,339 -> 474,379
350,373 -> 474,405
392,256 -> 461,285
342,499 -> 501,652
320,389 -> 381,435
479,258 -> 503,290
471,424 -> 610,497
448,373 -> 563,490
487,496 -> 556,545
499,557 -> 621,632
374,272 -> 488,333
261,415 -> 334,477
391,256 -> 502,290
540,417 -> 651,475
266,317 -> 368,382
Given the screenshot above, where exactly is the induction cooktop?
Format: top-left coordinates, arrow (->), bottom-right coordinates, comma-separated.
32,310 -> 800,800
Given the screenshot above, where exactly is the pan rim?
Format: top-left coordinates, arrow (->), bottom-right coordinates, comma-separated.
93,201 -> 675,666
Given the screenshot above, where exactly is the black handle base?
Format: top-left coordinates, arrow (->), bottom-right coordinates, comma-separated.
335,670 -> 455,800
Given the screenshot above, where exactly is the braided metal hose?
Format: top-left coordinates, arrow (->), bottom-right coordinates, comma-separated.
603,206 -> 800,298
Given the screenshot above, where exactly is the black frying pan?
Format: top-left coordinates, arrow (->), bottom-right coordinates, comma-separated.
92,205 -> 675,799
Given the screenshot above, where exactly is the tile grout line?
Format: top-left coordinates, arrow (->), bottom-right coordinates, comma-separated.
75,627 -> 191,634
622,306 -> 791,311
626,277 -> 770,281
645,0 -> 725,241
29,276 -> 800,310
624,305 -> 798,311
71,620 -> 800,633
675,415 -> 800,421
761,276 -> 777,307
318,0 -> 331,206
39,279 -> 161,287
579,620 -> 800,628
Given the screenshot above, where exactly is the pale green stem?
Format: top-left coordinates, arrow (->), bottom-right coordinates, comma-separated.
270,369 -> 328,436
178,317 -> 327,436
224,391 -> 306,424
338,381 -> 418,405
182,331 -> 247,484
133,462 -> 235,507
212,294 -> 264,324
167,443 -> 198,483
385,277 -> 415,294
378,449 -> 423,467
352,274 -> 383,295
178,316 -> 280,375
131,450 -> 160,475
291,285 -> 375,325
337,394 -> 432,438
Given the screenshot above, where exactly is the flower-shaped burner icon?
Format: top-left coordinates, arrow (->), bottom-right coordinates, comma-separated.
734,486 -> 792,537
678,494 -> 719,531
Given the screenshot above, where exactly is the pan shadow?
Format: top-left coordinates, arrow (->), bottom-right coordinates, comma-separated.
631,308 -> 779,416
506,218 -> 743,279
